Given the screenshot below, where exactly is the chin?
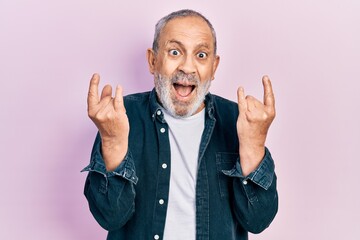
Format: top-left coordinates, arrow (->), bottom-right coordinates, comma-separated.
172,101 -> 201,118
174,107 -> 192,117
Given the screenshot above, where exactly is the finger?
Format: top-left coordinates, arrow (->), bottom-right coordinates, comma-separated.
114,85 -> 125,112
88,73 -> 100,107
100,85 -> 112,101
237,87 -> 247,113
262,75 -> 275,107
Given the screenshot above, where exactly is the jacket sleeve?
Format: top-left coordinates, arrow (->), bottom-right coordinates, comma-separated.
222,147 -> 278,234
81,133 -> 138,231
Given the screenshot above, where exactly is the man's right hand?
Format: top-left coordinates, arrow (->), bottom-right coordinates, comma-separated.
87,73 -> 129,171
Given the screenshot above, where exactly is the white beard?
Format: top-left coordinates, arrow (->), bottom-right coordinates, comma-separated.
154,72 -> 211,118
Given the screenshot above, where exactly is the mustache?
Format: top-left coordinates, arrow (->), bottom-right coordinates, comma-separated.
170,71 -> 199,84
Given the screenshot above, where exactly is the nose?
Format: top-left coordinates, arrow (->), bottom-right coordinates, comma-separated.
178,55 -> 196,74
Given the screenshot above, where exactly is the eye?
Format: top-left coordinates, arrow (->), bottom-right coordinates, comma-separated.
169,49 -> 180,56
197,52 -> 208,59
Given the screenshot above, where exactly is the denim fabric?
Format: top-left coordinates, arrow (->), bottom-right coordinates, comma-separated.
82,89 -> 278,240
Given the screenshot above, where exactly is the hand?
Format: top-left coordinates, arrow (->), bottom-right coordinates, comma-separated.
87,73 -> 129,171
237,76 -> 276,176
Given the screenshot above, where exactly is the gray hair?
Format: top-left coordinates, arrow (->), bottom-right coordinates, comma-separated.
152,9 -> 217,55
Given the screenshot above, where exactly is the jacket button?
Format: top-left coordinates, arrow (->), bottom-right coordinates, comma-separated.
154,234 -> 160,239
162,163 -> 167,169
160,128 -> 165,133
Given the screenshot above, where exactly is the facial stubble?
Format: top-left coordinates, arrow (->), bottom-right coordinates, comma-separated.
154,72 -> 211,118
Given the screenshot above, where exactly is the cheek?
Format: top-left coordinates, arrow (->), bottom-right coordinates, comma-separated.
156,58 -> 179,76
198,64 -> 214,81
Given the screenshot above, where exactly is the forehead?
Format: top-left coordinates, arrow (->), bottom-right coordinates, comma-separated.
159,16 -> 214,49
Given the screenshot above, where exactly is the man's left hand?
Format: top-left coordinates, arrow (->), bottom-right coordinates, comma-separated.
237,75 -> 276,176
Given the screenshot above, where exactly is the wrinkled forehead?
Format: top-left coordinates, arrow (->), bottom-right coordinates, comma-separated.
159,16 -> 215,50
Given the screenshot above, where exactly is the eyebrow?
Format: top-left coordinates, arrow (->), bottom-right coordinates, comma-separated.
166,40 -> 211,51
166,40 -> 185,48
195,43 -> 211,50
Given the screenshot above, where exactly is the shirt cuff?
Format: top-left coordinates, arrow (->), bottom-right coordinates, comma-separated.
222,147 -> 275,190
81,141 -> 138,185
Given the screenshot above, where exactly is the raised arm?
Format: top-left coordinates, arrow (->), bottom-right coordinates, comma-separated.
84,74 -> 136,231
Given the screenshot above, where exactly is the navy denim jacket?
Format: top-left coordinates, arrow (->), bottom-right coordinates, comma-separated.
82,89 -> 278,240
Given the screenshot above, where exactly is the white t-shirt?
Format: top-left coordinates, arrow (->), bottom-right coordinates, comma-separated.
162,108 -> 205,240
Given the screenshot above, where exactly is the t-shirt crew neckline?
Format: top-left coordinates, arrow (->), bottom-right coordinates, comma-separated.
161,107 -> 205,121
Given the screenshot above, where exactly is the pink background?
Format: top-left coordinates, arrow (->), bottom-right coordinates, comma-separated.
1,0 -> 359,239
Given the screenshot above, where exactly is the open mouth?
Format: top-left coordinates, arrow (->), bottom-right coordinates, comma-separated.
173,83 -> 196,98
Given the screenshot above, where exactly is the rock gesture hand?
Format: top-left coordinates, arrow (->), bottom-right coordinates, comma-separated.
87,73 -> 129,171
237,76 -> 276,176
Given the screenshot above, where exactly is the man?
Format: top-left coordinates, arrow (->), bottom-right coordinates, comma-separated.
83,9 -> 278,240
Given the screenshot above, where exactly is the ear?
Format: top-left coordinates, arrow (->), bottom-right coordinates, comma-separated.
146,48 -> 156,75
211,55 -> 220,80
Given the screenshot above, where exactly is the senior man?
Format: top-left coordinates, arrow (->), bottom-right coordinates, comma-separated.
83,9 -> 278,240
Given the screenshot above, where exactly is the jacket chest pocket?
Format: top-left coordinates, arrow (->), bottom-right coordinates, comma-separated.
216,152 -> 239,198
